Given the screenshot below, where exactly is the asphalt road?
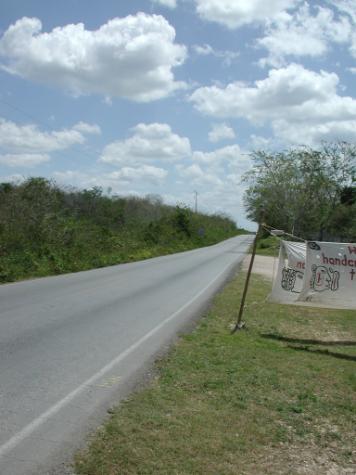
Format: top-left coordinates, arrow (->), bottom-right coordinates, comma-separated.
0,235 -> 253,474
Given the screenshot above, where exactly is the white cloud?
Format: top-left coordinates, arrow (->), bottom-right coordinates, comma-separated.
193,44 -> 215,56
0,153 -> 50,167
196,188 -> 248,227
53,170 -> 88,183
53,166 -> 167,189
194,0 -> 299,29
193,144 -> 242,164
0,117 -> 98,167
330,0 -> 356,23
53,170 -> 118,191
350,38 -> 356,57
208,123 -> 235,143
258,4 -> 351,67
0,173 -> 24,184
190,64 -> 356,145
348,67 -> 356,74
191,145 -> 251,186
53,140 -> 253,228
0,14 -> 187,102
248,134 -> 275,150
193,44 -> 239,66
182,144 -> 251,192
330,0 -> 356,58
73,122 -> 101,135
177,163 -> 223,186
107,165 -> 168,184
190,64 -> 340,121
100,125 -> 251,210
274,119 -> 356,145
161,187 -> 251,229
0,118 -> 98,153
151,0 -> 177,9
100,123 -> 191,166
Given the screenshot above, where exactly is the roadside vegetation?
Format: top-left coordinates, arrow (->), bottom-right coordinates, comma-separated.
75,272 -> 356,474
0,177 -> 245,283
244,142 -> 356,241
256,234 -> 280,256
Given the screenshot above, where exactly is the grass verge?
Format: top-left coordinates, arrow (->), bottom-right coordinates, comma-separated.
75,273 -> 356,475
256,235 -> 280,257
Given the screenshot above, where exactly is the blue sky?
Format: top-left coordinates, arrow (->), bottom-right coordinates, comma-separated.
0,0 -> 355,230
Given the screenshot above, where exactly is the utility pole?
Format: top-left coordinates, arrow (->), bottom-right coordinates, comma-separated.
194,190 -> 198,213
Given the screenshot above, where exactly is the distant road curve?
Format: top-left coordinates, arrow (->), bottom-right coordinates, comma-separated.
0,234 -> 253,475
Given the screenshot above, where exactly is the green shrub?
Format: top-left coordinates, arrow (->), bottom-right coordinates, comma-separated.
0,177 -> 246,282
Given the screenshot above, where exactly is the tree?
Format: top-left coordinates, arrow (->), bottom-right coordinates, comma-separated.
243,142 -> 356,240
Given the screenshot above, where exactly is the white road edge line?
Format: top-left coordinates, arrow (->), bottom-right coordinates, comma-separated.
0,258 -> 240,460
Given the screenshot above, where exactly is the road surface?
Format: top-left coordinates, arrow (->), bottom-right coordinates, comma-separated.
0,235 -> 252,474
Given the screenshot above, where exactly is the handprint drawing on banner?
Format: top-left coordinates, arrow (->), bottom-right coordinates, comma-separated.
281,268 -> 304,293
310,265 -> 340,292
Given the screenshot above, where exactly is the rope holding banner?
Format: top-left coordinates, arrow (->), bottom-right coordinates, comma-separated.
262,223 -> 305,242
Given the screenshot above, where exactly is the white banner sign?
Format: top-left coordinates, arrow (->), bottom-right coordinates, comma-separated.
269,241 -> 306,304
298,241 -> 356,309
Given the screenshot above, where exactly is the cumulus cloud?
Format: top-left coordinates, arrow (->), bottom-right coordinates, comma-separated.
100,123 -> 191,166
248,134 -> 275,150
331,0 -> 356,24
0,14 -> 187,102
73,122 -> 101,135
53,137 -> 253,227
274,119 -> 356,145
192,145 -> 251,186
190,64 -> 356,145
107,165 -> 168,184
350,34 -> 356,58
0,117 -> 100,152
151,0 -> 177,8
162,187 -> 250,228
53,166 -> 167,190
177,163 -> 223,186
258,4 -> 351,66
0,117 -> 98,167
330,0 -> 356,58
190,64 -> 341,121
53,170 -> 116,191
208,123 -> 235,143
99,122 -> 249,202
0,173 -> 24,184
194,0 -> 299,29
193,44 -> 239,66
0,153 -> 50,167
193,144 -> 241,163
176,144 -> 252,194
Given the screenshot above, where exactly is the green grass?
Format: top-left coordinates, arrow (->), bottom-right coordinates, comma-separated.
75,274 -> 356,475
256,235 -> 281,256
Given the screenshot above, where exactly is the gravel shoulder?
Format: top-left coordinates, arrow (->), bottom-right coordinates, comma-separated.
243,254 -> 277,280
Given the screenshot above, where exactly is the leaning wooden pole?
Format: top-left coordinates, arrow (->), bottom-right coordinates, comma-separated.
232,223 -> 261,333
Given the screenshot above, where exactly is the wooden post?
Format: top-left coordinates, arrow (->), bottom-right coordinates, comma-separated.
232,223 -> 261,333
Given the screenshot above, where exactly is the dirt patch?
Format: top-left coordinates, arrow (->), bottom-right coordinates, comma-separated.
241,441 -> 356,475
243,254 -> 277,280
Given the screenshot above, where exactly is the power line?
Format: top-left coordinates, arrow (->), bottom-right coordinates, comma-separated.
0,97 -> 100,163
0,97 -> 52,131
